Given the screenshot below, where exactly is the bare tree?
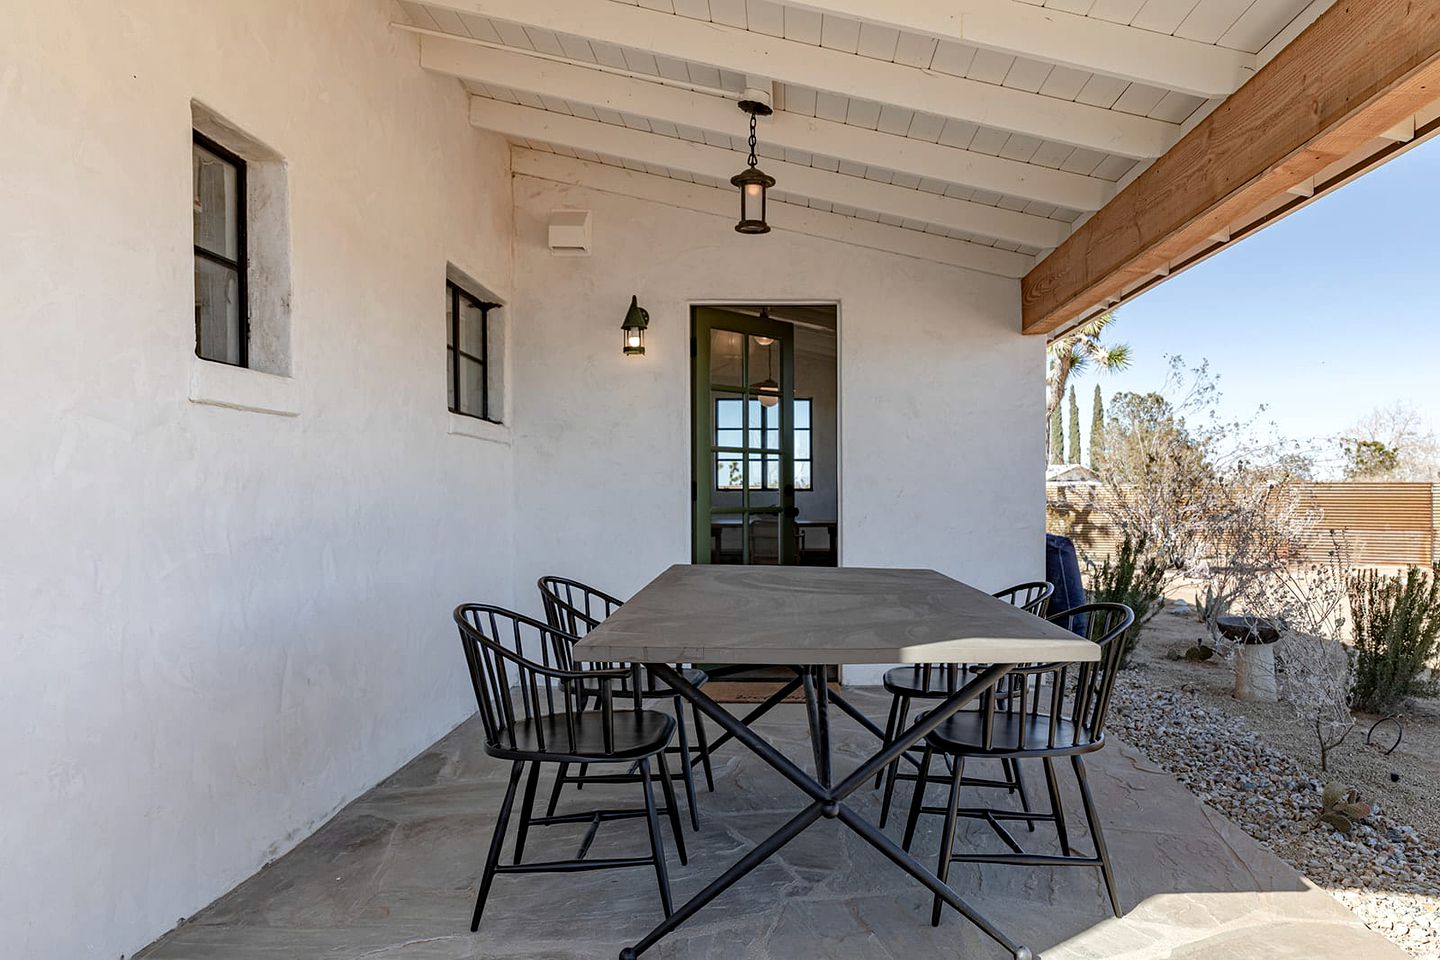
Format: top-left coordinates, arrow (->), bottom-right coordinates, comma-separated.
1339,402 -> 1440,481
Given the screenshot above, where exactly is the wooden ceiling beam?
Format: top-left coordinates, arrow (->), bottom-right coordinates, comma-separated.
421,35 -> 1113,212
780,0 -> 1254,98
471,97 -> 1070,248
1021,0 -> 1440,336
424,0 -> 1176,159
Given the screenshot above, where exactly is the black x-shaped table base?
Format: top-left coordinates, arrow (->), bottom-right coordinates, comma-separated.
619,661 -> 1034,960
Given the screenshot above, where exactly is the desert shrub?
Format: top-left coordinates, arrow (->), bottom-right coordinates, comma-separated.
1088,535 -> 1165,666
1348,565 -> 1440,713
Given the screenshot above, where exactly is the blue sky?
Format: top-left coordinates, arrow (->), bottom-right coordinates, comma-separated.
1074,133 -> 1440,473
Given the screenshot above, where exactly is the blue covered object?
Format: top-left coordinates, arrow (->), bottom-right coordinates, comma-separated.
1045,533 -> 1086,634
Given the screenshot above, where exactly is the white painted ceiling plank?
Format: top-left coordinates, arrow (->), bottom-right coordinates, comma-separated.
763,0 -> 1254,95
425,0 -> 1176,157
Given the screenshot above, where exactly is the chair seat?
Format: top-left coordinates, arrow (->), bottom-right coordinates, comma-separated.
489,709 -> 675,762
882,664 -> 981,700
922,708 -> 1098,757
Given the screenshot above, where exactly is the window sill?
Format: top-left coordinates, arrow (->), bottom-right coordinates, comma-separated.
188,357 -> 299,417
448,412 -> 510,445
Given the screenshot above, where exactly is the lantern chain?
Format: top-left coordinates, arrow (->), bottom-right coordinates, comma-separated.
747,111 -> 758,168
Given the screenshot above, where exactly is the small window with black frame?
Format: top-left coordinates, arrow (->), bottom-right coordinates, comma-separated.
447,280 -> 500,422
192,131 -> 248,366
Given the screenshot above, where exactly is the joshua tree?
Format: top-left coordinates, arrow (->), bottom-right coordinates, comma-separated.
1090,385 -> 1105,468
1045,311 -> 1130,428
1067,386 -> 1082,464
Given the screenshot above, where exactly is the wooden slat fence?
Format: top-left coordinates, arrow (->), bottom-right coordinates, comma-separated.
1048,481 -> 1439,567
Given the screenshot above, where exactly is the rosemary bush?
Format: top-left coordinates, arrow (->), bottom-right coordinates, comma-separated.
1348,564 -> 1440,714
1088,535 -> 1165,666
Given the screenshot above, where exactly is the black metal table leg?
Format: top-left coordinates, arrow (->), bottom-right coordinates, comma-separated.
622,662 -> 1034,960
801,666 -> 832,787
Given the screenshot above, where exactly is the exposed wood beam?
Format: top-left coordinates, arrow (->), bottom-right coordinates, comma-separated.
422,35 -> 1112,211
426,0 -> 1176,159
779,0 -> 1254,98
1021,0 -> 1440,335
472,97 -> 1070,248
511,148 -> 1035,278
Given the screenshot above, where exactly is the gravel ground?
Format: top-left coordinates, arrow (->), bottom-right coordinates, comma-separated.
1111,668 -> 1440,958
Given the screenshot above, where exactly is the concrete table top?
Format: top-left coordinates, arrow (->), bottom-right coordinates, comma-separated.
575,564 -> 1097,666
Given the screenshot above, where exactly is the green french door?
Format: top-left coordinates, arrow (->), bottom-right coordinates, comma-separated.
692,308 -> 797,565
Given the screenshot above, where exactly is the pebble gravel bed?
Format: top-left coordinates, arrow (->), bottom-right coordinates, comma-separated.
1110,677 -> 1440,959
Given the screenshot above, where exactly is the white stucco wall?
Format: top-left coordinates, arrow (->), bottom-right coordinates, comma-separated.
509,176 -> 1048,682
0,4 -> 516,958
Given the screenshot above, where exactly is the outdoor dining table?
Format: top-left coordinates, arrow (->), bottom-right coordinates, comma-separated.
575,563 -> 1099,960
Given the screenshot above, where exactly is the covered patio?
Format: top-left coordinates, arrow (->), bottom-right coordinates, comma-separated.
6,1 -> 1440,959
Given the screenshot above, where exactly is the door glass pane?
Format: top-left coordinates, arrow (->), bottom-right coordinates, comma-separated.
193,144 -> 239,260
748,336 -> 779,403
795,461 -> 813,490
195,257 -> 241,364
710,329 -> 743,386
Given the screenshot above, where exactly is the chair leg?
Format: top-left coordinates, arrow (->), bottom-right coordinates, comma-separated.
1007,758 -> 1036,833
1043,757 -> 1071,856
874,694 -> 901,789
931,755 -> 966,927
471,761 -> 524,932
1073,754 -> 1121,918
544,761 -> 569,818
691,700 -> 716,791
879,695 -> 911,828
654,750 -> 689,866
511,760 -> 542,865
672,696 -> 701,831
637,757 -> 675,918
901,743 -> 932,853
575,762 -> 589,790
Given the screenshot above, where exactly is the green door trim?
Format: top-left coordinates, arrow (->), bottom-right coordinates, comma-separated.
692,307 -> 796,565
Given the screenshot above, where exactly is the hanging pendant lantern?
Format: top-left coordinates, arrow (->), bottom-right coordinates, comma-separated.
732,100 -> 774,235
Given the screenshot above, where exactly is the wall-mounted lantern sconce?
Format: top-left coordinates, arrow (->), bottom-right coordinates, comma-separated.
622,295 -> 649,356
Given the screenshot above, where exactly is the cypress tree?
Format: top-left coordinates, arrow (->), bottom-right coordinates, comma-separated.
1049,406 -> 1063,464
1090,385 -> 1105,468
1067,386 -> 1082,464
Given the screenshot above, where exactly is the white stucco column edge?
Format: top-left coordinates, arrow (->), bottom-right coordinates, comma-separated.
447,411 -> 512,445
187,355 -> 300,417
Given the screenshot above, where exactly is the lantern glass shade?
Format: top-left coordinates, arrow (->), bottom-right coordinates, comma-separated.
756,378 -> 780,407
731,166 -> 775,234
621,295 -> 649,356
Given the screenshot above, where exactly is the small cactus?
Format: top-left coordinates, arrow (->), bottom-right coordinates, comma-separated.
1318,781 -> 1373,834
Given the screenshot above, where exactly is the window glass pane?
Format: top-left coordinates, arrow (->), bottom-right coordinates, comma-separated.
794,399 -> 811,429
795,461 -> 812,490
446,291 -> 454,347
795,431 -> 811,461
447,347 -> 456,409
765,457 -> 780,489
765,428 -> 780,453
456,356 -> 485,416
458,299 -> 486,357
717,428 -> 743,451
716,398 -> 742,429
193,144 -> 239,260
195,257 -> 241,364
